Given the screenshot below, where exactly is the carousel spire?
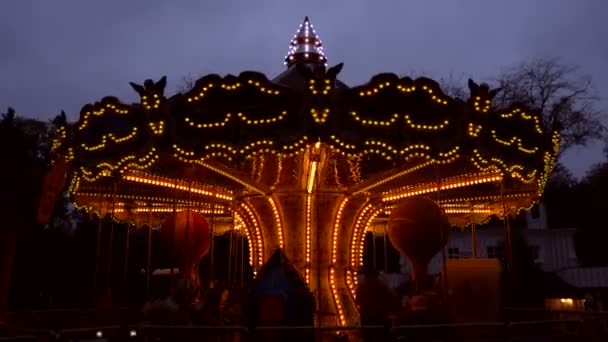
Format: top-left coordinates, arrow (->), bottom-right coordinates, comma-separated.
284,16 -> 328,67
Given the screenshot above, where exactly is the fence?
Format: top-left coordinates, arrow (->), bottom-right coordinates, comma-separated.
1,318 -> 608,342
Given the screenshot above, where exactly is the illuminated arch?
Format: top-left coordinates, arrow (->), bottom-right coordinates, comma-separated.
234,201 -> 265,272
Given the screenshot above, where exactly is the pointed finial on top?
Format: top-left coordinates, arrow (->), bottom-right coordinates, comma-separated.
284,16 -> 327,68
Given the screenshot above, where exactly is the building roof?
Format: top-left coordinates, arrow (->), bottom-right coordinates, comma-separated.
558,267 -> 608,289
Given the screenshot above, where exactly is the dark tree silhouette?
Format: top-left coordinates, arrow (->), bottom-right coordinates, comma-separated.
0,108 -> 68,323
494,57 -> 604,153
0,108 -> 51,323
431,57 -> 604,157
573,159 -> 608,266
500,227 -> 546,307
542,163 -> 579,229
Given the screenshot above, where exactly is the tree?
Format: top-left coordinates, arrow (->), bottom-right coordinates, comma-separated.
403,69 -> 470,100
432,57 -> 604,157
176,71 -> 214,93
435,71 -> 469,100
0,107 -> 57,324
573,159 -> 608,266
546,162 -> 578,189
176,73 -> 197,93
501,228 -> 546,307
542,163 -> 580,229
493,57 -> 604,154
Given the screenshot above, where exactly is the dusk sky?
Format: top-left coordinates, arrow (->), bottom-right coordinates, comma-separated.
1,0 -> 606,177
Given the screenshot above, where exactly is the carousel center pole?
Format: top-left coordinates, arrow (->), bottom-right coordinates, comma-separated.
314,148 -> 322,328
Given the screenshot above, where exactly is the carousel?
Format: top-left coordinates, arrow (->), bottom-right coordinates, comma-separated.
40,17 -> 560,326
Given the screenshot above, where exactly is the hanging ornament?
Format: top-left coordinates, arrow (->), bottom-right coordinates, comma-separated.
160,210 -> 210,286
387,197 -> 450,292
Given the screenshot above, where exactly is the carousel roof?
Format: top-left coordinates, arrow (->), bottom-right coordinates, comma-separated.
49,17 -> 560,225
276,17 -> 346,90
272,63 -> 349,92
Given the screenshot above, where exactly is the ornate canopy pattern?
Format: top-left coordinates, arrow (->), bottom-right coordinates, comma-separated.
53,64 -> 559,212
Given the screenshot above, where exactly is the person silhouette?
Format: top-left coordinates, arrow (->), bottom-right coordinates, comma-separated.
356,269 -> 400,341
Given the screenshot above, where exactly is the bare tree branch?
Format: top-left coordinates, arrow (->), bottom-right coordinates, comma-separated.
176,73 -> 199,93
437,71 -> 469,100
493,57 -> 605,152
404,70 -> 470,99
412,57 -> 604,159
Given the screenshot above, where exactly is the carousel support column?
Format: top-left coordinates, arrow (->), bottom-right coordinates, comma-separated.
372,225 -> 377,271
314,164 -> 322,327
123,223 -> 130,284
339,196 -> 372,326
184,181 -> 192,283
273,192 -> 306,280
316,192 -> 349,327
197,201 -> 203,284
230,203 -> 241,287
470,203 -> 478,259
240,229 -> 245,288
93,215 -> 102,302
171,180 -> 178,277
105,180 -> 117,307
228,212 -> 233,285
146,203 -> 152,297
209,204 -> 215,288
471,223 -> 478,259
435,167 -> 448,300
383,225 -> 388,273
501,180 -> 514,290
306,194 -> 312,287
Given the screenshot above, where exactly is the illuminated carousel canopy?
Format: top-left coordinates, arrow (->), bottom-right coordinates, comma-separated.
46,16 -> 560,326
52,68 -> 559,223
